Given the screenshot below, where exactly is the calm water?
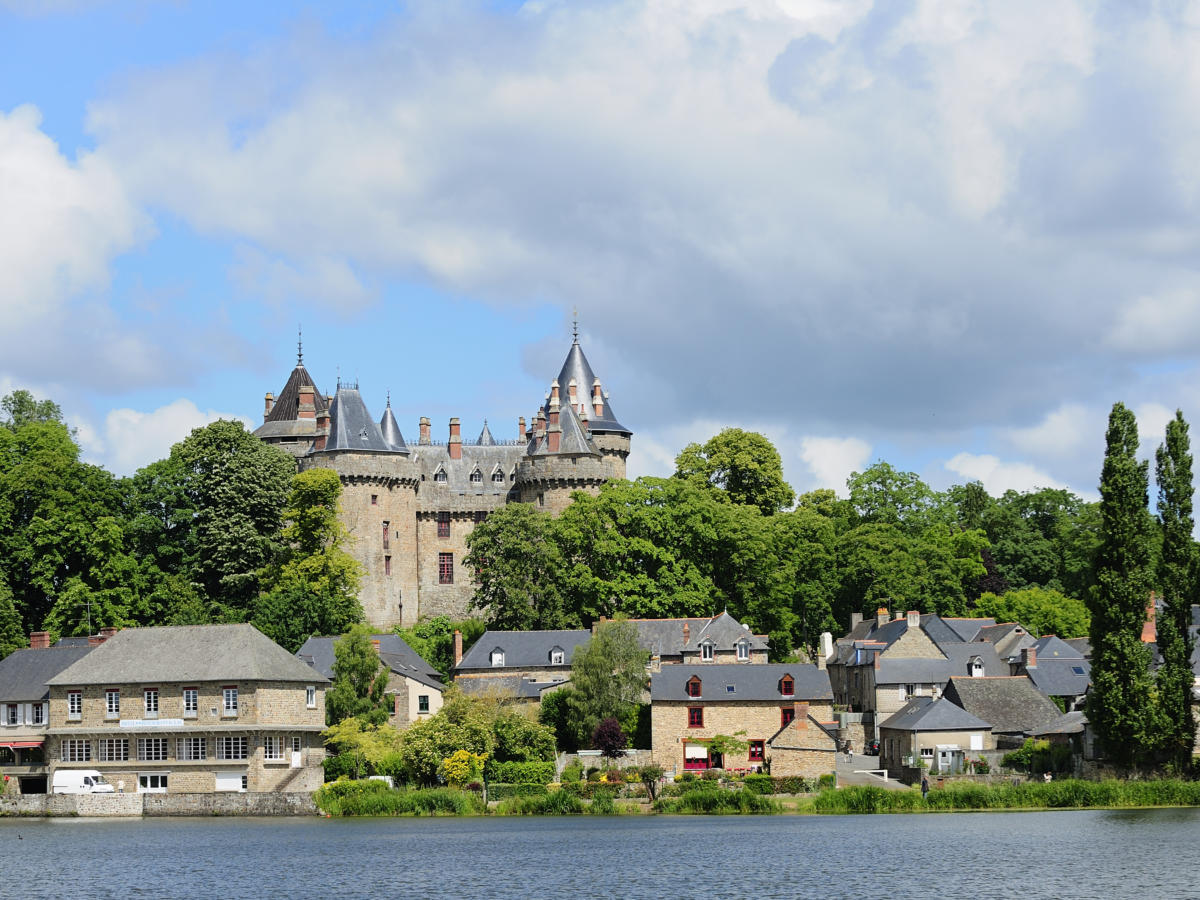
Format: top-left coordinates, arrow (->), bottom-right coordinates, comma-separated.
2,809 -> 1196,898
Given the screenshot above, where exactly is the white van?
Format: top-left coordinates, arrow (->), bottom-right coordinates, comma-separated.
52,769 -> 116,794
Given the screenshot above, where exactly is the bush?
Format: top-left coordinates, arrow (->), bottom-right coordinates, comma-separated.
323,753 -> 358,782
561,761 -> 584,783
485,760 -> 556,785
743,774 -> 811,795
495,789 -> 584,816
487,782 -> 550,801
586,767 -> 602,782
817,774 -> 836,791
589,792 -> 616,815
653,787 -> 781,815
315,781 -> 484,817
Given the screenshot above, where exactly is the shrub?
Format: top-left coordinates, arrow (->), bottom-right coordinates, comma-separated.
487,783 -> 549,801
639,764 -> 665,801
589,792 -> 616,815
495,789 -> 585,815
315,781 -> 484,817
653,787 -> 781,815
742,775 -> 810,795
323,753 -> 358,782
817,774 -> 836,791
485,760 -> 556,785
561,761 -> 584,783
586,767 -> 602,782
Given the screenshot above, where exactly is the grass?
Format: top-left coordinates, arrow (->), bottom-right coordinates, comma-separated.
653,787 -> 782,815
315,781 -> 484,817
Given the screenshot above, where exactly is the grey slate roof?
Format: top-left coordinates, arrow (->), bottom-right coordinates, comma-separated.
318,385 -> 403,454
1033,635 -> 1085,660
378,402 -> 410,454
409,444 -> 525,494
650,664 -> 832,703
625,614 -> 769,659
940,618 -> 996,643
879,696 -> 992,733
1034,710 -> 1087,737
0,646 -> 94,702
942,676 -> 1062,736
296,633 -> 443,692
262,362 -> 329,423
1024,658 -> 1090,698
47,625 -> 327,686
456,629 -> 591,671
873,643 -> 1004,685
548,339 -> 630,435
477,421 -> 495,446
1063,637 -> 1091,658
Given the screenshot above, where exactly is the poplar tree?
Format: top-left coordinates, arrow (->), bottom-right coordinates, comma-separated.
1154,410 -> 1196,768
1086,403 -> 1157,768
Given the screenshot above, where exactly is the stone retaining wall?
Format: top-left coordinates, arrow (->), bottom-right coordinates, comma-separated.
0,792 -> 317,817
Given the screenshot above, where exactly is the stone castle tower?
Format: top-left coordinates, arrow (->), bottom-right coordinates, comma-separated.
254,331 -> 631,629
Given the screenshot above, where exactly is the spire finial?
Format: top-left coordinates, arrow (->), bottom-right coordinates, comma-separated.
571,307 -> 579,343
297,325 -> 304,365
386,390 -> 391,408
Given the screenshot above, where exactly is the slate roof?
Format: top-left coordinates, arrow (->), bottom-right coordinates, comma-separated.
379,402 -> 409,453
409,445 -> 526,494
940,618 -> 996,643
873,643 -> 1005,685
455,629 -> 591,671
650,664 -> 832,703
1063,637 -> 1091,658
1033,635 -> 1085,660
942,676 -> 1062,736
296,633 -> 443,693
549,338 -> 631,435
879,696 -> 992,733
0,646 -> 94,702
263,362 -> 329,423
768,714 -> 840,749
974,623 -> 1036,658
1024,658 -> 1091,697
47,625 -> 327,686
1034,710 -> 1087,737
317,385 -> 403,454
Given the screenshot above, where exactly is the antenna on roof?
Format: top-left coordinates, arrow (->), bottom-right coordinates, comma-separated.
297,324 -> 303,365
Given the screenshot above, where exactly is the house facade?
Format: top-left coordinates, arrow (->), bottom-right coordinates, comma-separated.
45,625 -> 327,794
879,697 -> 994,777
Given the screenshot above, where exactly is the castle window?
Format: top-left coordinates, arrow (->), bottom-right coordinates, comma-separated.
492,471 -> 504,483
437,512 -> 450,538
434,469 -> 447,484
371,494 -> 378,505
382,521 -> 390,551
470,469 -> 482,484
439,552 -> 454,584
384,556 -> 392,576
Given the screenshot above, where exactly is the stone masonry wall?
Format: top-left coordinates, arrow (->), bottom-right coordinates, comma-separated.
651,700 -> 834,772
0,792 -> 318,816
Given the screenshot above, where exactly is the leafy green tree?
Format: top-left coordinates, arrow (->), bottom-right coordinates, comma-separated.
325,625 -> 391,725
568,621 -> 649,744
758,507 -> 838,656
0,577 -> 25,659
393,714 -> 490,786
394,616 -> 486,679
1154,410 -> 1197,768
973,587 -> 1090,638
253,468 -> 365,652
846,462 -> 951,535
1,389 -> 64,431
539,687 -> 584,753
674,427 -> 794,514
322,718 -> 402,779
492,712 -> 557,763
465,502 -> 568,630
1086,403 -> 1158,768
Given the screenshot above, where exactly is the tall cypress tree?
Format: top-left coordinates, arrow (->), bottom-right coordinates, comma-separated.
1155,410 -> 1196,768
1087,403 -> 1157,768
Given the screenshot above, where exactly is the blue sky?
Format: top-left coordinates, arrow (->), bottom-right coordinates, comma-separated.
4,0 -> 1200,501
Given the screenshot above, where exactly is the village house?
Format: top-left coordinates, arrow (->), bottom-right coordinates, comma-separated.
649,663 -> 835,779
878,696 -> 994,778
941,676 -> 1063,748
624,613 -> 769,671
296,633 -> 444,726
45,624 -> 327,794
1012,639 -> 1091,711
453,629 -> 590,697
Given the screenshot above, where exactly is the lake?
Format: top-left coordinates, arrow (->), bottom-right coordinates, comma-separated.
3,809 -> 1197,898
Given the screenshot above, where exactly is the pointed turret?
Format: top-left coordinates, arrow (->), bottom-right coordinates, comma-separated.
379,394 -> 410,454
478,420 -> 495,446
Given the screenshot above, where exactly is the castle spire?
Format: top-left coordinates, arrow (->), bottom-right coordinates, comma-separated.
297,325 -> 304,366
572,307 -> 579,344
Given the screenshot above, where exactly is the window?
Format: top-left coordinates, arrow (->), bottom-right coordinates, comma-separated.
263,736 -> 283,761
216,736 -> 248,760
371,494 -> 378,505
1072,665 -> 1086,676
382,521 -> 390,551
700,642 -> 714,661
179,737 -> 207,761
418,695 -> 430,714
306,686 -> 316,709
490,649 -> 505,667
686,677 -> 702,698
434,469 -> 448,484
438,552 -> 454,584
241,775 -> 248,791
97,738 -> 128,762
31,703 -> 44,726
550,647 -> 565,665
137,737 -> 169,761
62,739 -> 91,762
470,469 -> 482,484
748,740 -> 765,761
67,691 -> 82,720
5,704 -> 16,726
736,640 -> 749,661
781,707 -> 796,728
105,689 -> 120,718
183,688 -> 198,717
687,707 -> 704,728
492,470 -> 504,483
385,556 -> 392,576
144,688 -> 159,717
970,657 -> 984,677
223,687 -> 238,715
437,511 -> 450,538
920,747 -> 934,758
905,684 -> 916,699
725,685 -> 736,694
290,736 -> 302,754
138,774 -> 168,793
780,677 -> 794,696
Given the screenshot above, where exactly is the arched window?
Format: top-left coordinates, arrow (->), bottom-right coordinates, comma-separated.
434,469 -> 447,484
686,676 -> 702,698
492,470 -> 505,483
970,657 -> 984,677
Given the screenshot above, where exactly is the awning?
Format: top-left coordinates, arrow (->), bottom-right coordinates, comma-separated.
0,741 -> 44,749
684,743 -> 709,759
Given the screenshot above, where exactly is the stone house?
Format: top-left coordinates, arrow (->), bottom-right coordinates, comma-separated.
0,633 -> 93,794
649,663 -> 834,777
941,676 -> 1062,749
453,629 -> 591,697
296,633 -> 444,726
878,696 -> 994,777
1012,639 -> 1090,712
624,613 -> 770,671
255,331 -> 632,630
45,624 -> 327,795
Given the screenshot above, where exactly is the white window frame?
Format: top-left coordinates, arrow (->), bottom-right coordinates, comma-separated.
138,773 -> 168,793
216,736 -> 248,760
223,687 -> 239,716
550,648 -> 564,665
736,641 -> 749,661
105,690 -> 120,719
62,739 -> 91,762
183,688 -> 198,718
4,704 -> 17,726
178,736 -> 207,761
144,688 -> 159,717
67,691 -> 82,721
137,737 -> 170,762
263,735 -> 283,761
306,686 -> 316,709
97,738 -> 129,762
490,649 -> 505,668
700,642 -> 714,661
289,736 -> 302,754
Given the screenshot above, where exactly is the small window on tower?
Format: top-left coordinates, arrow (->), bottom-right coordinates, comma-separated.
382,521 -> 390,551
371,494 -> 378,505
384,556 -> 392,576
434,469 -> 448,484
492,471 -> 504,483
470,469 -> 482,484
437,511 -> 450,538
439,552 -> 454,584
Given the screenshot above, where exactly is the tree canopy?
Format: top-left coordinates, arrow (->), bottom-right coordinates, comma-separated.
674,427 -> 794,514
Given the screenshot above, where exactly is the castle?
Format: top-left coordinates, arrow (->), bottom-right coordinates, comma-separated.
253,330 -> 632,629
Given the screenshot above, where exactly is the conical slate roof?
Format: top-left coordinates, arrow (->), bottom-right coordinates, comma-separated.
552,338 -> 630,435
320,384 -> 402,453
556,400 -> 598,456
379,401 -> 410,454
264,363 -> 329,423
478,420 -> 495,446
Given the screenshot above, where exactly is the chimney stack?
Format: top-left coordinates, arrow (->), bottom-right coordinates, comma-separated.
876,607 -> 889,629
453,630 -> 463,668
568,378 -> 578,408
263,392 -> 274,421
99,626 -> 118,641
297,385 -> 316,419
29,631 -> 50,650
419,417 -> 431,445
818,632 -> 833,670
314,408 -> 330,452
1021,646 -> 1037,669
518,417 -> 527,442
682,622 -> 690,644
592,379 -> 604,417
793,701 -> 809,727
907,610 -> 920,628
449,418 -> 462,459
1141,591 -> 1157,643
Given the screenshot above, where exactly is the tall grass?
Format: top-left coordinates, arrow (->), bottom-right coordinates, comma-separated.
315,781 -> 484,817
653,787 -> 782,815
494,789 -> 585,816
808,780 -> 1200,814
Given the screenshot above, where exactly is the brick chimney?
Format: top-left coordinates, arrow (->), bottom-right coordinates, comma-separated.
592,379 -> 604,418
313,408 -> 330,452
817,632 -> 833,670
449,418 -> 462,460
547,422 -> 561,453
1141,591 -> 1157,643
876,607 -> 889,629
518,417 -> 526,442
1021,646 -> 1037,669
263,392 -> 274,421
29,631 -> 50,650
568,378 -> 578,408
682,621 -> 690,644
453,630 -> 463,667
907,610 -> 920,628
99,626 -> 118,641
792,701 -> 809,727
297,384 -> 316,419
419,416 -> 431,445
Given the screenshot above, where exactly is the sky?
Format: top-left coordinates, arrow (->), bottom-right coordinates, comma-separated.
4,0 -> 1200,501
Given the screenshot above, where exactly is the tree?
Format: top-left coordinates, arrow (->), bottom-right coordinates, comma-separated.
393,715 -> 490,786
0,389 -> 63,431
253,469 -> 365,652
591,717 -> 627,762
638,763 -> 665,801
325,625 -> 391,725
539,687 -> 584,753
0,577 -> 24,659
1154,410 -> 1197,768
973,588 -> 1090,638
492,712 -> 556,763
439,749 -> 487,788
758,508 -> 838,656
1086,403 -> 1158,768
674,428 -> 793,514
568,621 -> 649,743
322,718 -> 402,779
394,616 -> 486,679
465,503 -> 568,630
846,462 -> 951,535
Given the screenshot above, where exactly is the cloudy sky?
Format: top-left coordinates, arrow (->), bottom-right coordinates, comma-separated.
4,0 -> 1200,499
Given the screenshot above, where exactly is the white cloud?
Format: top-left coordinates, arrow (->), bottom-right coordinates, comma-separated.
945,452 -> 1069,495
1135,402 -> 1175,450
1006,403 -> 1095,459
79,399 -> 250,476
1107,290 -> 1200,354
799,436 -> 871,496
229,245 -> 375,311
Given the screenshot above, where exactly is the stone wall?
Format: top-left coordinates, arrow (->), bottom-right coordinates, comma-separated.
414,509 -> 477,621
0,792 -> 318,817
651,700 -> 834,772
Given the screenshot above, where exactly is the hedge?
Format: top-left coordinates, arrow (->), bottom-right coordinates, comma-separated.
484,760 -> 556,785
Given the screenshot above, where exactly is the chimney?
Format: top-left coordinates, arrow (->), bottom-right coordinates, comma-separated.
547,422 -> 561,453
419,417 -> 431,445
88,635 -> 103,647
550,380 -> 560,410
818,632 -> 833,670
263,392 -> 274,421
449,418 -> 462,460
792,701 -> 809,727
29,631 -> 50,650
371,639 -> 381,653
1141,591 -> 1157,643
518,417 -> 527,442
682,622 -> 690,644
907,610 -> 920,628
592,379 -> 604,417
313,408 -> 329,452
99,626 -> 118,641
453,630 -> 463,667
568,378 -> 578,408
876,607 -> 889,629
297,385 -> 316,419
850,612 -> 863,630
536,409 -> 547,438
1021,646 -> 1037,669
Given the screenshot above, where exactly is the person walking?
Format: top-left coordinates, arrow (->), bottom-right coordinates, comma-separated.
921,774 -> 929,801
846,743 -> 853,764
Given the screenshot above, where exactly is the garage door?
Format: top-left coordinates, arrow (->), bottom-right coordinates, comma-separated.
215,771 -> 246,792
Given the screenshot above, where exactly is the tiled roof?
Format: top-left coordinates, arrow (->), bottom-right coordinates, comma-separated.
942,676 -> 1062,736
879,696 -> 992,733
650,663 -> 832,703
0,646 -> 94,702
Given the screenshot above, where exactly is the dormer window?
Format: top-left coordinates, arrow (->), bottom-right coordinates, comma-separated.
470,469 -> 482,484
970,657 -> 984,677
490,649 -> 505,667
700,641 -> 714,661
492,470 -> 505,483
549,647 -> 565,665
686,676 -> 702,698
779,675 -> 794,697
434,469 -> 448,484
736,640 -> 749,661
